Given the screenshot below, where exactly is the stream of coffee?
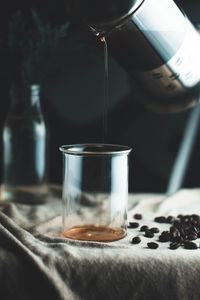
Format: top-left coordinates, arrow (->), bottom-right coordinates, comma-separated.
100,36 -> 109,143
98,36 -> 108,228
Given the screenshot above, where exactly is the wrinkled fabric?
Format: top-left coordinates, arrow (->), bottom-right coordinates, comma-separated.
1,186 -> 200,300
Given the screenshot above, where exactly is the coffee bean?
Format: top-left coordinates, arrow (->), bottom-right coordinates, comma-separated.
140,225 -> 149,232
187,233 -> 197,240
192,214 -> 200,220
134,213 -> 142,220
173,220 -> 181,228
128,222 -> 139,229
159,236 -> 169,242
162,231 -> 170,235
192,226 -> 198,234
191,219 -> 198,226
131,237 -> 141,244
129,214 -> 200,250
169,242 -> 181,250
184,241 -> 198,249
184,218 -> 190,224
170,226 -> 178,234
191,215 -> 200,224
172,236 -> 183,243
181,215 -> 190,224
150,227 -> 160,234
179,228 -> 186,238
166,216 -> 175,224
186,226 -> 191,231
159,231 -> 171,242
170,231 -> 178,240
147,242 -> 159,249
144,230 -> 154,238
154,216 -> 167,223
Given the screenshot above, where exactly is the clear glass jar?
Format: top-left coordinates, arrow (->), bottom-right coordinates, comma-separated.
60,144 -> 132,242
1,84 -> 49,204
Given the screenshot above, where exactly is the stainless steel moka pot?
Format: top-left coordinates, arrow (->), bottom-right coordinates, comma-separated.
65,0 -> 200,113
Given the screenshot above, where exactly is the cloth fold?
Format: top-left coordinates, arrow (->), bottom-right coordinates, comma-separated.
1,186 -> 200,300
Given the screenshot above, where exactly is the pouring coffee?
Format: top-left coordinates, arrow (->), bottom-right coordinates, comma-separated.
65,0 -> 200,113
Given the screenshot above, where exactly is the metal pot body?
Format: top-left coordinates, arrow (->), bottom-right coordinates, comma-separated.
66,0 -> 200,113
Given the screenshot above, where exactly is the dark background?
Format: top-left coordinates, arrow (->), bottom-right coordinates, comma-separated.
1,0 -> 200,193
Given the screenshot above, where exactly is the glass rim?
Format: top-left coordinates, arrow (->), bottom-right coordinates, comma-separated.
59,143 -> 132,156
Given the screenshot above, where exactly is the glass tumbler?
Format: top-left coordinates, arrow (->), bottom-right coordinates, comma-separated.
60,144 -> 132,242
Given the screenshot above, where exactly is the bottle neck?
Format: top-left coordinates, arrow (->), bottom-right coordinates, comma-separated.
9,84 -> 42,116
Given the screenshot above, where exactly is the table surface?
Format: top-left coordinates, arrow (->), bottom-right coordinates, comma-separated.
0,185 -> 200,300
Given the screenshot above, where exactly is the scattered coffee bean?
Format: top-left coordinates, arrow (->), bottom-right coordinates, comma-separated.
140,225 -> 149,232
166,216 -> 175,224
150,227 -> 160,234
130,213 -> 200,250
192,214 -> 199,219
147,242 -> 159,249
144,230 -> 154,238
162,230 -> 170,235
173,220 -> 181,228
170,215 -> 200,246
169,242 -> 181,250
172,236 -> 183,243
134,213 -> 142,220
179,227 -> 186,238
192,226 -> 198,234
184,241 -> 198,249
154,216 -> 167,223
128,222 -> 139,229
177,214 -> 183,218
182,216 -> 190,224
170,226 -> 178,234
159,236 -> 168,242
191,214 -> 200,223
187,233 -> 197,240
131,237 -> 141,244
191,219 -> 198,226
159,231 -> 171,242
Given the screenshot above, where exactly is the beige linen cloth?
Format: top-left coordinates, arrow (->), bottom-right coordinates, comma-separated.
1,186 -> 200,300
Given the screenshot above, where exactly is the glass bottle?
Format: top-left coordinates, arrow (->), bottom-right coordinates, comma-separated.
1,84 -> 49,204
